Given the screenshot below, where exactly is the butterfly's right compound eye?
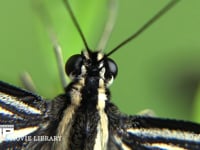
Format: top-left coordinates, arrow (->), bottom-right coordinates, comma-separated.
65,54 -> 83,77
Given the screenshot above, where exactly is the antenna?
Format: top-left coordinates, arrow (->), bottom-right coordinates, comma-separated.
63,0 -> 90,51
107,0 -> 180,57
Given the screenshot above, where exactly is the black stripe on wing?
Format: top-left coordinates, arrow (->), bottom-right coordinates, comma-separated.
0,81 -> 47,111
119,116 -> 200,150
0,114 -> 46,129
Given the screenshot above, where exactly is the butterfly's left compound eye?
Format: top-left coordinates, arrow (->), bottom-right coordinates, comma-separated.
107,58 -> 118,78
65,54 -> 83,77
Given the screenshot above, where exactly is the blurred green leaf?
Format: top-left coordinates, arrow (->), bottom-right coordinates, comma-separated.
193,85 -> 200,122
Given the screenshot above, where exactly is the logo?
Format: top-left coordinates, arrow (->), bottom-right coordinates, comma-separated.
0,124 -> 14,141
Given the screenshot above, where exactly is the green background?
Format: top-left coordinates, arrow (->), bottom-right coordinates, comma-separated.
0,0 -> 200,122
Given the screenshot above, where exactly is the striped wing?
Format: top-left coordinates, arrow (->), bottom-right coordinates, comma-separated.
0,81 -> 49,149
113,116 -> 200,150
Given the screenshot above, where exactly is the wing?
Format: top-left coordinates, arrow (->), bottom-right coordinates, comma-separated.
0,81 -> 49,149
113,115 -> 200,150
106,102 -> 200,150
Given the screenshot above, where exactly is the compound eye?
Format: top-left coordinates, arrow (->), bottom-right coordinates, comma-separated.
65,54 -> 83,77
107,58 -> 118,78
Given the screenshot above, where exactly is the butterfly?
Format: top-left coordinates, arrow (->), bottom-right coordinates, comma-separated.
0,0 -> 200,149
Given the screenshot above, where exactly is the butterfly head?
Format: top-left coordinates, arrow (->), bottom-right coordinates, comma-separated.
65,50 -> 118,87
